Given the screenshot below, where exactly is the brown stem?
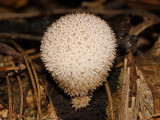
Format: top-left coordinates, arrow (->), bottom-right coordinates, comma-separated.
0,33 -> 41,41
17,75 -> 23,120
6,75 -> 12,120
24,56 -> 42,120
10,40 -> 42,120
105,81 -> 115,120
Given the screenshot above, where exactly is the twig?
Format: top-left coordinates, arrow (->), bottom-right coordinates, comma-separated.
0,9 -> 160,22
105,81 -> 115,120
127,9 -> 160,22
125,67 -> 131,119
0,42 -> 23,62
25,49 -> 40,60
0,66 -> 18,71
0,12 -> 41,21
0,9 -> 125,21
129,19 -> 159,35
24,56 -> 42,120
147,34 -> 160,56
17,75 -> 23,120
6,75 -> 12,120
0,33 -> 41,41
119,59 -> 131,120
39,78 -> 59,120
25,49 -> 36,54
29,53 -> 40,60
24,51 -> 42,119
10,62 -> 23,120
0,63 -> 25,71
141,113 -> 160,120
30,61 -> 41,109
10,41 -> 42,120
119,58 -> 127,120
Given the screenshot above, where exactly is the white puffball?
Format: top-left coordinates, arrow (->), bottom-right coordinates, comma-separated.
40,13 -> 116,109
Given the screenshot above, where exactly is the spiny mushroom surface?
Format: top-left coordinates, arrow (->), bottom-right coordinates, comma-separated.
40,13 -> 117,109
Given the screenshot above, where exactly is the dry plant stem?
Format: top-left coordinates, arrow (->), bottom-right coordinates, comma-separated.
0,66 -> 17,71
39,78 -> 59,120
119,58 -> 127,120
0,9 -> 160,22
125,67 -> 130,119
10,41 -> 42,120
141,113 -> 160,120
128,9 -> 160,22
24,56 -> 42,120
0,9 -> 124,21
148,34 -> 160,56
105,81 -> 115,120
0,42 -> 23,61
17,75 -> 23,120
0,33 -> 41,41
6,75 -> 13,120
126,53 -> 137,97
11,62 -> 23,120
11,41 -> 57,119
30,61 -> 41,107
25,49 -> 36,54
119,59 -> 131,120
30,53 -> 40,60
129,20 -> 158,35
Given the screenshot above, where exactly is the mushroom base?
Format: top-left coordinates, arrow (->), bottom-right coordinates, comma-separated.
71,95 -> 92,110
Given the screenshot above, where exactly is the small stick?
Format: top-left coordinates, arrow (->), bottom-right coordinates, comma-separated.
105,81 -> 115,120
6,75 -> 13,120
10,40 -> 42,120
0,9 -> 124,21
11,62 -> 23,120
0,66 -> 17,71
25,49 -> 36,54
24,56 -> 42,120
129,20 -> 158,35
0,42 -> 23,62
17,75 -> 23,120
29,53 -> 40,60
30,60 -> 41,109
119,59 -> 131,120
39,78 -> 59,120
0,64 -> 26,72
0,33 -> 41,41
0,9 -> 159,22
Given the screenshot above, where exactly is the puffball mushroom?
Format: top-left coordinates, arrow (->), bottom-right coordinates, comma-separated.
40,13 -> 117,109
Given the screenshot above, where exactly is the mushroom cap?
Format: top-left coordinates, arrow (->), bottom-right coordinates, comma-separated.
40,13 -> 116,97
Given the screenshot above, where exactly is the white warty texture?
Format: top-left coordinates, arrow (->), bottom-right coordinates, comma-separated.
40,13 -> 117,108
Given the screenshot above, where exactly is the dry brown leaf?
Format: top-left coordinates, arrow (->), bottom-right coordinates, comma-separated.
135,55 -> 160,115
